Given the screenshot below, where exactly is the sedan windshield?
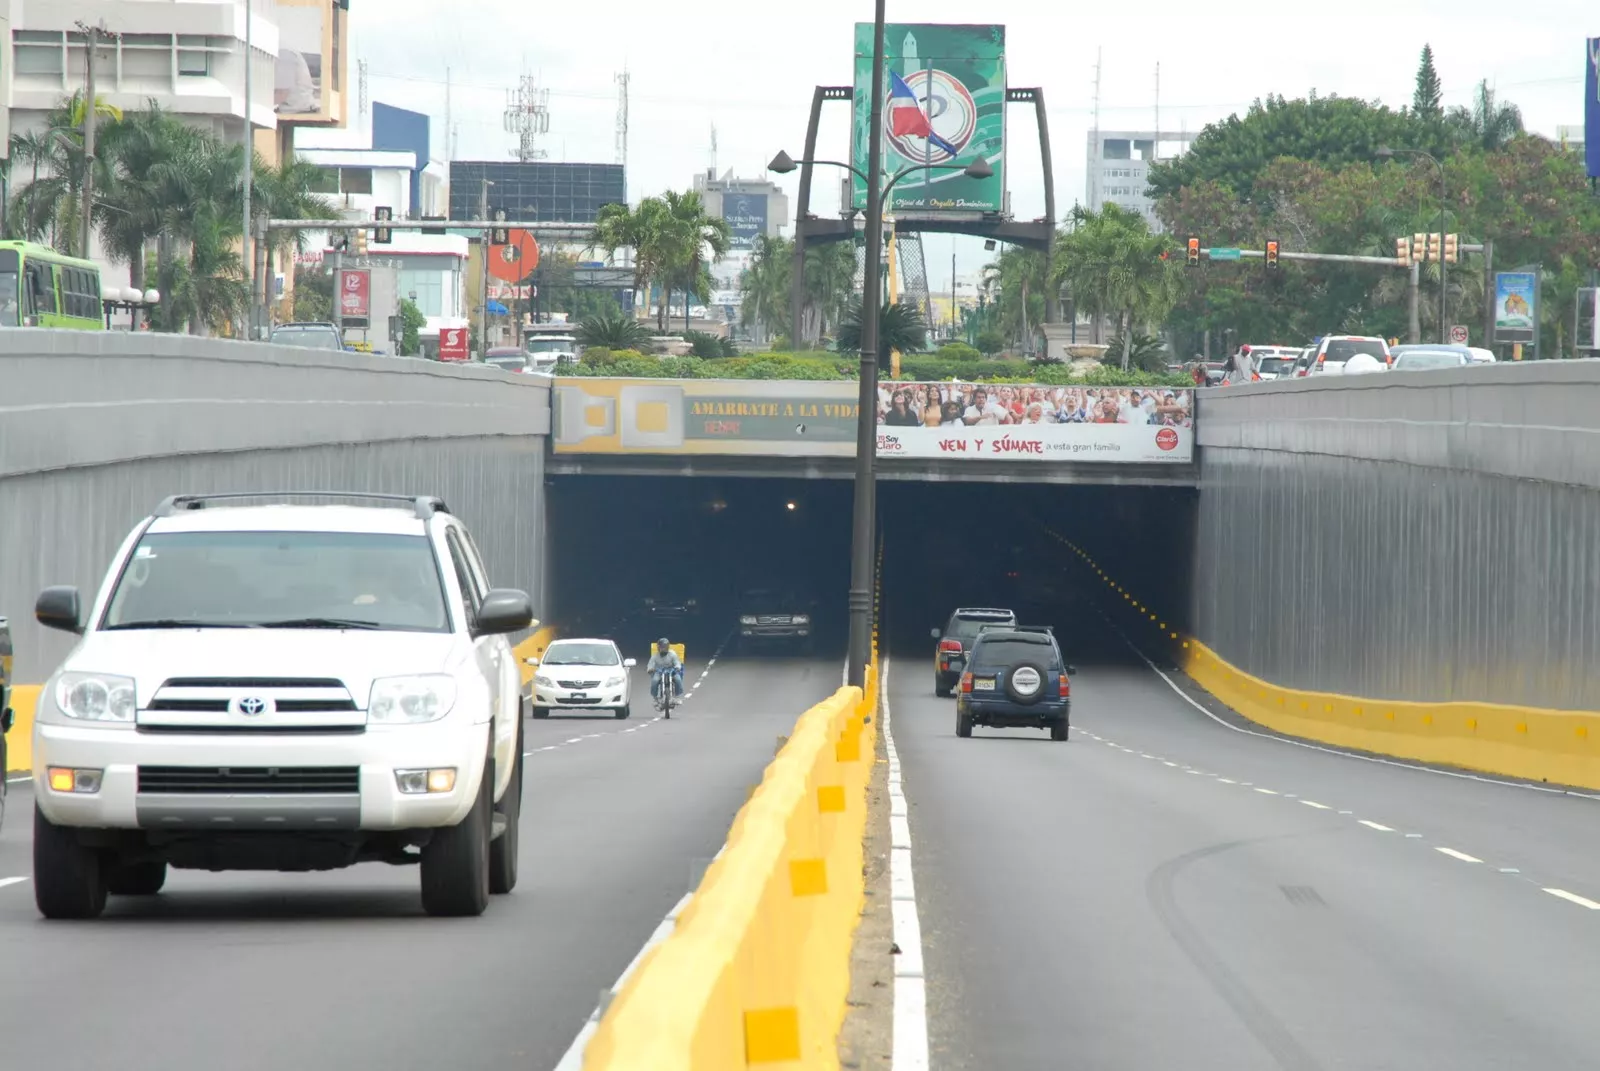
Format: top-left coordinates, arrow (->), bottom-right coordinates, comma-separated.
542,642 -> 620,666
271,327 -> 343,350
102,531 -> 449,632
1393,351 -> 1465,370
1256,357 -> 1297,374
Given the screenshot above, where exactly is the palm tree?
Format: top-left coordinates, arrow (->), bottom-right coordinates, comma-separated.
250,154 -> 337,318
95,105 -> 203,297
837,300 -> 927,357
739,233 -> 792,342
659,189 -> 731,332
981,245 -> 1049,353
576,307 -> 653,350
590,197 -> 672,324
802,241 -> 859,345
1447,81 -> 1524,152
1053,204 -> 1184,370
8,92 -> 124,252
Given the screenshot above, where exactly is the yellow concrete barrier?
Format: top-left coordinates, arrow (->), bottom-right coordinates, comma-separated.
4,626 -> 560,773
583,657 -> 880,1071
1045,527 -> 1600,791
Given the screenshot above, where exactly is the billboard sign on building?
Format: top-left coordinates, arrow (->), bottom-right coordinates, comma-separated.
552,379 -> 1193,463
274,0 -> 332,118
1587,38 -> 1600,179
1493,272 -> 1539,345
722,193 -> 768,250
850,23 -> 1006,215
1,11 -> 11,158
338,268 -> 371,327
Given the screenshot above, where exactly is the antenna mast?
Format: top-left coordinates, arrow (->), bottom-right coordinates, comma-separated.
503,74 -> 551,162
615,69 -> 631,197
1089,47 -> 1102,210
709,124 -> 718,177
1153,61 -> 1160,161
358,59 -> 369,117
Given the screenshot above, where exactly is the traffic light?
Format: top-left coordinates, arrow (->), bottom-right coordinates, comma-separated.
331,233 -> 349,253
1265,239 -> 1280,269
1186,237 -> 1200,267
1443,233 -> 1459,264
492,208 -> 509,246
373,205 -> 392,244
1410,233 -> 1430,263
1395,237 -> 1411,265
354,227 -> 368,256
1425,231 -> 1442,262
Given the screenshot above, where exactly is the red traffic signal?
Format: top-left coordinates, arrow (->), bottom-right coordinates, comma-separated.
1265,239 -> 1280,269
1186,238 -> 1200,267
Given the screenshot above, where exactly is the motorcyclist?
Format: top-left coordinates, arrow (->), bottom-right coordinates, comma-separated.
647,638 -> 684,701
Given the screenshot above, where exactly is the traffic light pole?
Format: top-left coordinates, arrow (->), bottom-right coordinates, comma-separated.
1189,245 -> 1483,268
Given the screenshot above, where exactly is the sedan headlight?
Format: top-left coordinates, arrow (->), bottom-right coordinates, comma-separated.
741,615 -> 757,625
54,673 -> 137,722
605,675 -> 626,687
686,598 -> 698,607
369,675 -> 457,724
534,674 -> 555,688
792,614 -> 811,625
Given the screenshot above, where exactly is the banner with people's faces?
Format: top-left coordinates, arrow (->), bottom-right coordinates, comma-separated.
874,381 -> 1195,462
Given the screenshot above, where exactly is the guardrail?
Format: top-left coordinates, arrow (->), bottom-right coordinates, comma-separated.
582,655 -> 880,1070
1045,529 -> 1600,791
1,625 -> 558,774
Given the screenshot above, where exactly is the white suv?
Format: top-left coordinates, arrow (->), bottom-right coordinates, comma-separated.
527,638 -> 636,719
29,492 -> 534,920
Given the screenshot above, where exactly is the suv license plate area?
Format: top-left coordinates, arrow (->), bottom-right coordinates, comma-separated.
972,678 -> 997,692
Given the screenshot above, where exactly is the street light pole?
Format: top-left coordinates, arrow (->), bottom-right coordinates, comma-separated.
846,0 -> 889,690
242,0 -> 255,338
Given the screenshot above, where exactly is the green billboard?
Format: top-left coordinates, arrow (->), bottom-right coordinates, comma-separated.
851,23 -> 1006,214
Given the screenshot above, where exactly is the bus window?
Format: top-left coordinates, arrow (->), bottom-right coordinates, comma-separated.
25,262 -> 56,317
0,250 -> 19,327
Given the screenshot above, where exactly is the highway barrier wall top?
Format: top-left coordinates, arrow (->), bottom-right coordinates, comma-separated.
1,330 -> 552,768
583,660 -> 880,1070
1193,361 -> 1600,715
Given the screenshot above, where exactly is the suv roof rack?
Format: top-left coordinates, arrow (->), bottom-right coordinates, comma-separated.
153,493 -> 449,521
955,607 -> 1016,618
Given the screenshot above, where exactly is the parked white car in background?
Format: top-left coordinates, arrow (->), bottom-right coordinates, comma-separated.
528,638 -> 637,719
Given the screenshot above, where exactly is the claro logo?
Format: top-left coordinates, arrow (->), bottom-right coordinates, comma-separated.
1155,428 -> 1180,452
877,433 -> 904,452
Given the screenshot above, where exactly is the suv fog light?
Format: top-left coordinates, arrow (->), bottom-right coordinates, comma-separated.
47,767 -> 103,794
395,768 -> 457,795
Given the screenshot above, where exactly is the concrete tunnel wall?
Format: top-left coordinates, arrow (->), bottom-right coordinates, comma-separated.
1190,361 -> 1600,713
0,331 -> 551,683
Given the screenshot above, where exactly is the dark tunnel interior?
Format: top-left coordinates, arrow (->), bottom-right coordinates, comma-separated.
548,475 -> 1199,671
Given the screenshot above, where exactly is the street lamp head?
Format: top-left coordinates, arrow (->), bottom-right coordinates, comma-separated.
963,156 -> 994,180
768,150 -> 798,175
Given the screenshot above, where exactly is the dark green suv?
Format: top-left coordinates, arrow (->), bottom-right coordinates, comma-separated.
956,626 -> 1075,741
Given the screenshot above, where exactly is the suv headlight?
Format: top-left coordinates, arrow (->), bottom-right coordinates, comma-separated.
55,673 -> 137,722
792,614 -> 810,625
369,675 -> 457,724
741,616 -> 757,625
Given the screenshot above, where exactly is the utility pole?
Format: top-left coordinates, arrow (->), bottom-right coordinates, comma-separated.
478,178 -> 493,359
77,20 -> 111,261
1482,238 -> 1495,353
1408,260 -> 1421,344
242,0 -> 255,337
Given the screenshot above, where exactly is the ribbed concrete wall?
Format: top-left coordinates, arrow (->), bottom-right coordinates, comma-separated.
1193,362 -> 1600,712
0,331 -> 550,682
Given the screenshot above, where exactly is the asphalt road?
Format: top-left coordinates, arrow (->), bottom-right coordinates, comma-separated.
0,636 -> 840,1071
888,622 -> 1600,1070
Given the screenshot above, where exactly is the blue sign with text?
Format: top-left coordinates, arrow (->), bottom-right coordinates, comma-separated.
722,193 -> 769,251
1587,39 -> 1600,179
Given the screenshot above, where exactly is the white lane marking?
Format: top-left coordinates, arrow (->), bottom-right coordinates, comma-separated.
1543,888 -> 1600,911
1116,626 -> 1600,801
1338,810 -> 1353,815
0,877 -> 28,891
1405,833 -> 1423,839
1500,868 -> 1522,874
1254,788 -> 1278,795
1218,778 -> 1237,784
536,746 -> 559,752
882,657 -> 929,1071
6,774 -> 30,784
1163,761 -> 1179,768
1436,847 -> 1482,863
1359,820 -> 1394,832
565,737 -> 584,744
1300,800 -> 1331,810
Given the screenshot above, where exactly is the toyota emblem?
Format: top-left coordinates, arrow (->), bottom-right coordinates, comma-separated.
236,696 -> 270,716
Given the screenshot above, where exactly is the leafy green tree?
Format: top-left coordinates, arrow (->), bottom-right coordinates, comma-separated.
1447,80 -> 1524,152
1412,45 -> 1443,121
577,307 -> 653,350
973,328 -> 1006,356
1053,204 -> 1184,370
980,244 -> 1049,352
399,298 -> 426,356
659,189 -> 731,332
739,233 -> 791,340
837,301 -> 927,357
292,265 -> 332,322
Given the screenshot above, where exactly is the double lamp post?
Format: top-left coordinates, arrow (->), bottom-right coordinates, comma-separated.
768,2 -> 994,689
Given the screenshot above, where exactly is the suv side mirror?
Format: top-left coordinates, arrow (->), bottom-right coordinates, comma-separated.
1066,665 -> 1078,676
476,589 -> 534,636
930,628 -> 941,639
37,586 -> 84,635
623,657 -> 637,668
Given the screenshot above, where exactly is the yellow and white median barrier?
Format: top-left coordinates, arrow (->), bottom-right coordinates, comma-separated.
585,658 -> 880,1071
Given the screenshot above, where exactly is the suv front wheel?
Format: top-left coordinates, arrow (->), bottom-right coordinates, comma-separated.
34,806 -> 108,920
420,760 -> 493,917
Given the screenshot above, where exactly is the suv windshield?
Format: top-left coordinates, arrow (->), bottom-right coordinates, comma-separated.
1257,356 -> 1297,374
1324,339 -> 1387,362
102,531 -> 449,632
971,635 -> 1056,665
485,354 -> 528,370
1393,351 -> 1463,370
528,338 -> 571,354
542,642 -> 620,666
742,589 -> 796,612
271,326 -> 343,350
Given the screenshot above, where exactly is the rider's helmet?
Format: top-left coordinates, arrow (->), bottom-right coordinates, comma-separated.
656,637 -> 670,652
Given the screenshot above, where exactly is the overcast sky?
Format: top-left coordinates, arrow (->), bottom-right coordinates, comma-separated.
354,1 -> 1594,290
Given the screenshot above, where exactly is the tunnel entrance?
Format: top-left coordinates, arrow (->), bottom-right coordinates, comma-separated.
549,475 -> 1198,673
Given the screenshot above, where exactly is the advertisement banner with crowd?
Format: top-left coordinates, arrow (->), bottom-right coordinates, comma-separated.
874,381 -> 1194,462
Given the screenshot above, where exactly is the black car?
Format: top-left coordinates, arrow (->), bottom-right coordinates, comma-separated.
642,587 -> 700,621
737,588 -> 815,653
931,607 -> 1017,696
956,625 -> 1075,741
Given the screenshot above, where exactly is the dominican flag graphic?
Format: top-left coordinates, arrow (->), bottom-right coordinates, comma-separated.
888,70 -> 961,159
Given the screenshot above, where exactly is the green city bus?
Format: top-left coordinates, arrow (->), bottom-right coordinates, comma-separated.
0,241 -> 105,330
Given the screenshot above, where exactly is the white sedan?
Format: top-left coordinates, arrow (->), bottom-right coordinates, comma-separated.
527,638 -> 637,719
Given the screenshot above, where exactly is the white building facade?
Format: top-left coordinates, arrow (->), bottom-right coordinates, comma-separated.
692,169 -> 788,329
1084,130 -> 1195,232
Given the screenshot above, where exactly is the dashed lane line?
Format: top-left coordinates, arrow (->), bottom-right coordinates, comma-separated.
0,877 -> 28,891
1543,889 -> 1600,911
1359,820 -> 1395,832
1436,848 -> 1483,864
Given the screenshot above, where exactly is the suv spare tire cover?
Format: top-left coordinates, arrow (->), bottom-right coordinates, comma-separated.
1006,662 -> 1047,705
